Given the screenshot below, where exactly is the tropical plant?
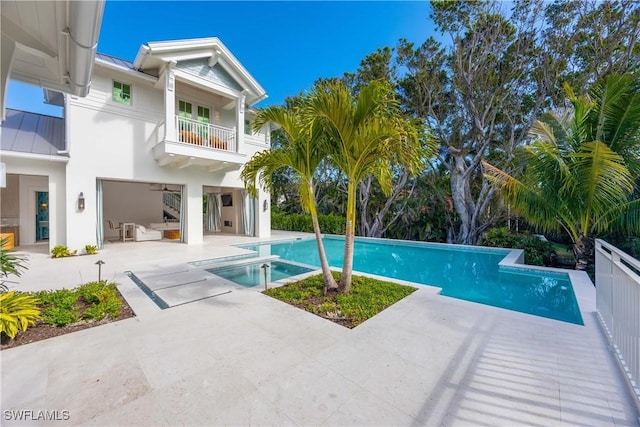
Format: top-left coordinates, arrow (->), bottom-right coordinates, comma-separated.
0,237 -> 28,291
241,104 -> 339,294
305,79 -> 429,293
481,227 -> 557,266
51,245 -> 76,258
0,291 -> 41,339
84,245 -> 98,255
484,75 -> 640,270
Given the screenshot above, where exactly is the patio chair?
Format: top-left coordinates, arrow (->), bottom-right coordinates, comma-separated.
106,220 -> 122,241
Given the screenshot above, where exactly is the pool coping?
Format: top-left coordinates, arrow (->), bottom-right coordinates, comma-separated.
238,235 -> 594,324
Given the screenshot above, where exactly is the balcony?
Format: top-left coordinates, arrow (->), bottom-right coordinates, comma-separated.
153,116 -> 246,171
176,117 -> 237,152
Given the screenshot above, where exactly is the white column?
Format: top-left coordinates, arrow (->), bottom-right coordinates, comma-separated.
164,61 -> 176,141
48,167 -> 67,252
184,181 -> 203,244
235,93 -> 246,153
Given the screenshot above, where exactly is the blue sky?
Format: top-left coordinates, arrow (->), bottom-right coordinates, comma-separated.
6,1 -> 434,117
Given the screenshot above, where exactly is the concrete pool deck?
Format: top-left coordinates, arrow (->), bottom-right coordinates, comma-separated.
2,232 -> 639,426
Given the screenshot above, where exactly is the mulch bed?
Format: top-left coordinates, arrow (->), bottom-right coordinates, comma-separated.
0,294 -> 135,350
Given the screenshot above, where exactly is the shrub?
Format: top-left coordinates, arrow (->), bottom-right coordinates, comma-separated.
84,245 -> 98,255
83,298 -> 121,321
271,212 -> 345,235
35,288 -> 77,309
520,236 -> 556,266
481,227 -> 519,249
43,306 -> 80,326
481,228 -> 556,267
0,291 -> 41,339
78,282 -> 122,320
51,245 -> 76,258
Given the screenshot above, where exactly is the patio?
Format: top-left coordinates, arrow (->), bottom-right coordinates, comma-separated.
1,232 -> 639,426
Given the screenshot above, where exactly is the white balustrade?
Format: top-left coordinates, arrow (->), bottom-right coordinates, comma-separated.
175,116 -> 236,152
596,239 -> 640,404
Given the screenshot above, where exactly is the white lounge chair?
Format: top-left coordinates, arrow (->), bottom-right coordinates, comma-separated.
134,225 -> 162,241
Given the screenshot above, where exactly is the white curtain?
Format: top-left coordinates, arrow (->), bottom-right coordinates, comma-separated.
241,189 -> 256,237
96,180 -> 104,248
206,193 -> 221,232
179,186 -> 186,243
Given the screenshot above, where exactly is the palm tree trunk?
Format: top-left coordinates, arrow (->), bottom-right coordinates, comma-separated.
311,214 -> 338,294
339,183 -> 356,293
573,233 -> 595,271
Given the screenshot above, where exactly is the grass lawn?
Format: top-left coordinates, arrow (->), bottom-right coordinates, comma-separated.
264,273 -> 417,328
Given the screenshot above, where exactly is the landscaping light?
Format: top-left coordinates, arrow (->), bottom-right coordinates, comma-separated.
95,259 -> 105,282
77,192 -> 85,211
261,263 -> 270,290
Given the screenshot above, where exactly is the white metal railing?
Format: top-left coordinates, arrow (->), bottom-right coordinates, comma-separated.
595,239 -> 640,403
175,116 -> 236,152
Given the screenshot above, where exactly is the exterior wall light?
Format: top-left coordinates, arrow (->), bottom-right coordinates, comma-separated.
77,192 -> 85,211
263,199 -> 268,212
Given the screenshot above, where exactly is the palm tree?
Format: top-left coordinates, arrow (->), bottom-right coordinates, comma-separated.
484,75 -> 640,270
305,80 -> 428,293
241,105 -> 338,293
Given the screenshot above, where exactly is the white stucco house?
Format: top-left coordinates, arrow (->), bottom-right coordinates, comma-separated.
0,37 -> 271,251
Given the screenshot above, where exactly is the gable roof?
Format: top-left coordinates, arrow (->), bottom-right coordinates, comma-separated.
133,37 -> 267,106
0,109 -> 65,156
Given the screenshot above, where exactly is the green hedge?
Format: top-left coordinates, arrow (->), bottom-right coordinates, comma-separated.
272,212 -> 345,235
480,227 -> 557,266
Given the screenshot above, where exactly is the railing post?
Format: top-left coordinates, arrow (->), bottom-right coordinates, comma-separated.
163,61 -> 176,141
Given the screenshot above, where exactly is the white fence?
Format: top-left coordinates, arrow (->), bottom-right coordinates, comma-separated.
595,239 -> 640,403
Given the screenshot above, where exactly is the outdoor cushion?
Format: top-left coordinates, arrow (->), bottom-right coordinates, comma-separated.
134,225 -> 162,241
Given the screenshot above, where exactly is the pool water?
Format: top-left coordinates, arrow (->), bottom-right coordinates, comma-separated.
208,261 -> 314,288
239,237 -> 583,325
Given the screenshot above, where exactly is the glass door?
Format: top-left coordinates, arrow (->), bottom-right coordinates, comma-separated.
197,106 -> 210,144
35,191 -> 49,241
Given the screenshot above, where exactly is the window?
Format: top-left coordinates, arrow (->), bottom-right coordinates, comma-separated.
112,81 -> 131,105
178,100 -> 192,118
197,106 -> 210,124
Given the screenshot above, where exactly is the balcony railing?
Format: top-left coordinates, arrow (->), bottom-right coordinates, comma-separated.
596,239 -> 640,404
176,116 -> 236,152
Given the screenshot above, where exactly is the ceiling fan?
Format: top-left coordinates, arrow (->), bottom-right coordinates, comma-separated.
149,183 -> 172,192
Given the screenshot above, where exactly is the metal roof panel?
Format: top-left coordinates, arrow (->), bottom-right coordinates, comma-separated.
0,109 -> 65,156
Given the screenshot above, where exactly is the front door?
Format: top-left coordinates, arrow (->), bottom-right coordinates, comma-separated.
35,191 -> 49,241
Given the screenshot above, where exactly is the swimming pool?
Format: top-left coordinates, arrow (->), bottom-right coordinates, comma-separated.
239,236 -> 584,325
208,261 -> 314,288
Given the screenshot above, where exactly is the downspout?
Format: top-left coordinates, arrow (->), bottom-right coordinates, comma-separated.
57,94 -> 70,156
67,0 -> 105,97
